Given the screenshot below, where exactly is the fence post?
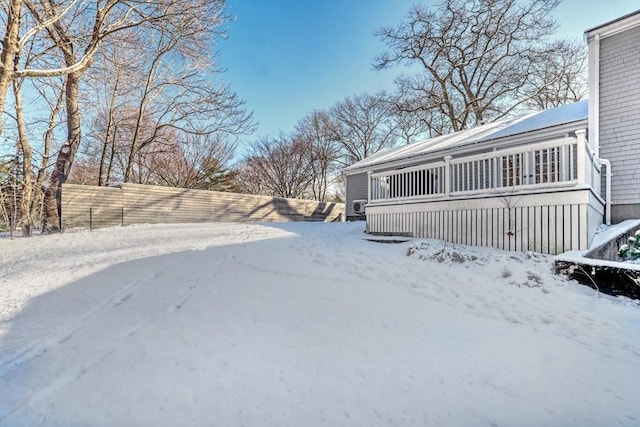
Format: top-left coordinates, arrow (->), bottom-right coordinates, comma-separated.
444,155 -> 452,197
121,206 -> 124,226
89,207 -> 93,231
575,129 -> 587,185
9,211 -> 12,240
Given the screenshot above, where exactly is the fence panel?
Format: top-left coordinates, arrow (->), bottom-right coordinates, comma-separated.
62,183 -> 344,229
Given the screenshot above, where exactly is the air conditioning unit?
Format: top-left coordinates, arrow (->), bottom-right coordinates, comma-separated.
352,199 -> 368,214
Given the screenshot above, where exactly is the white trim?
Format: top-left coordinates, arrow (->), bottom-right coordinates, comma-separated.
588,34 -> 600,161
368,188 -> 593,212
585,11 -> 640,40
370,161 -> 446,178
369,184 -> 592,208
449,136 -> 575,164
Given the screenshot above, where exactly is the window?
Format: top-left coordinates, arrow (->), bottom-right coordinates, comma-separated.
502,154 -> 522,187
534,147 -> 559,183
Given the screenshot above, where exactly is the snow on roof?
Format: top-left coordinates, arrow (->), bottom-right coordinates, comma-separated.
478,100 -> 588,142
345,100 -> 588,173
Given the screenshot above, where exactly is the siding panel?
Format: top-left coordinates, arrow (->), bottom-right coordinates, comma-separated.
599,25 -> 640,211
366,190 -> 599,254
345,172 -> 368,218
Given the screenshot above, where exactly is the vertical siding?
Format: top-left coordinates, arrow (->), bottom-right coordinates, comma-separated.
345,172 -> 368,218
599,25 -> 640,211
366,191 -> 598,255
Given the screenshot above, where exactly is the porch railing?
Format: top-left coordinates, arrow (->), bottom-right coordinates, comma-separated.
368,130 -> 595,204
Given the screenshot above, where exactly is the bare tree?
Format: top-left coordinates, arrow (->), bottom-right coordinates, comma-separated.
12,61 -> 33,235
79,6 -> 254,188
83,38 -> 139,187
524,39 -> 588,110
0,0 -> 241,231
375,0 -> 584,134
1,7 -> 65,236
233,157 -> 268,197
293,111 -> 340,201
144,135 -> 237,190
329,92 -> 398,165
387,94 -> 432,144
236,134 -> 313,199
66,157 -> 101,186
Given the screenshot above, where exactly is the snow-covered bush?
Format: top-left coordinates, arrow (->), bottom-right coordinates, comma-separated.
618,230 -> 640,260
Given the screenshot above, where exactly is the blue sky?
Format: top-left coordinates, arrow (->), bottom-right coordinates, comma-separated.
219,0 -> 640,151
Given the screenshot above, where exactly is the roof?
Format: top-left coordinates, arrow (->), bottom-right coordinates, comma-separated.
345,100 -> 588,173
585,9 -> 640,38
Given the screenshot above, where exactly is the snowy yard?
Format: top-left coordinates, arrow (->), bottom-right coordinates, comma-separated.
1,222 -> 639,426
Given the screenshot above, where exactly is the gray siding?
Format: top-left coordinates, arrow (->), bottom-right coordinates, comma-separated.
599,25 -> 640,213
345,172 -> 368,218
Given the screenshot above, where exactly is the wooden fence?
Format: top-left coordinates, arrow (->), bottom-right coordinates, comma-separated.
61,183 -> 344,229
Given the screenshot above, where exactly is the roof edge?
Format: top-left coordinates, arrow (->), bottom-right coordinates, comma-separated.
344,118 -> 587,175
585,9 -> 640,39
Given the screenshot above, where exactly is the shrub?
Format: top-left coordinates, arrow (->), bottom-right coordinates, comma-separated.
618,230 -> 640,260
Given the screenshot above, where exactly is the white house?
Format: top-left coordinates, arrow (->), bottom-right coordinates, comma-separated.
344,10 -> 640,255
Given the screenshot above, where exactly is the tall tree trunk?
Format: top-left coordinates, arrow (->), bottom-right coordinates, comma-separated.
31,84 -> 63,217
98,70 -> 120,185
0,0 -> 22,140
105,124 -> 118,186
44,72 -> 81,231
14,78 -> 33,236
98,116 -> 114,186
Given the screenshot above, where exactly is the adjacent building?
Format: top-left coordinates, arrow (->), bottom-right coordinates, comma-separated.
344,10 -> 640,255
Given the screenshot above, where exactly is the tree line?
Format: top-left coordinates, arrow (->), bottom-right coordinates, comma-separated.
0,0 -> 586,237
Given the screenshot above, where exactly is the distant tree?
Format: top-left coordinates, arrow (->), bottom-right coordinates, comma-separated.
66,158 -> 101,186
375,0 -> 584,134
197,157 -> 239,192
328,92 -> 398,165
145,135 -> 238,191
236,134 -> 313,199
293,111 -> 340,201
233,156 -> 268,196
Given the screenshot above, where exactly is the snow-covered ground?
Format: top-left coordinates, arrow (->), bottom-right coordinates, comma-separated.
1,222 -> 638,426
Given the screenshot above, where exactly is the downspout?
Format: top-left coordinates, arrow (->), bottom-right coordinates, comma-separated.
589,32 -> 609,224
599,158 -> 612,225
593,34 -> 601,158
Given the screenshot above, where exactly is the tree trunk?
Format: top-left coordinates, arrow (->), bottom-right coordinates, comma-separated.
98,73 -> 119,186
14,78 -> 33,236
31,85 -> 63,217
0,0 -> 23,139
44,72 -> 81,231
